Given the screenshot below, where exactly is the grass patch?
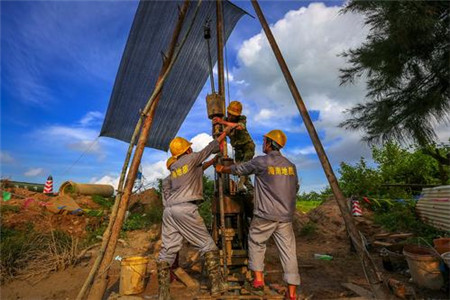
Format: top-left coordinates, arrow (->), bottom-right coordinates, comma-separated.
123,213 -> 150,231
123,206 -> 163,232
91,195 -> 113,209
296,201 -> 322,213
299,221 -> 317,236
84,220 -> 107,246
0,204 -> 20,213
146,205 -> 163,224
85,209 -> 104,217
0,226 -> 79,283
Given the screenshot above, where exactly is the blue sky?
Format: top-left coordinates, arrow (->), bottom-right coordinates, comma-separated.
4,0 -> 443,193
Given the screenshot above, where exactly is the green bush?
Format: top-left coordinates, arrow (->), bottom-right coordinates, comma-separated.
198,176 -> 215,228
373,202 -> 447,244
299,221 -> 317,236
123,213 -> 150,231
122,207 -> 163,231
91,195 -> 113,209
146,205 -> 163,224
199,199 -> 212,228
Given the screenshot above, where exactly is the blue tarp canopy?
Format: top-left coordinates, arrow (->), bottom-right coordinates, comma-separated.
100,0 -> 246,151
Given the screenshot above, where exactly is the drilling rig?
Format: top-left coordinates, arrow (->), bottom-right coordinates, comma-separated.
203,1 -> 253,282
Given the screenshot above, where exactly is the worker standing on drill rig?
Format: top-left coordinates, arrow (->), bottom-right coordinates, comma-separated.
216,129 -> 300,300
213,101 -> 255,193
161,153 -> 219,284
157,127 -> 232,300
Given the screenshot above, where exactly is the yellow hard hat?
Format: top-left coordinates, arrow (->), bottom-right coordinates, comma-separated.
227,101 -> 242,116
166,156 -> 177,170
264,129 -> 287,148
169,137 -> 192,158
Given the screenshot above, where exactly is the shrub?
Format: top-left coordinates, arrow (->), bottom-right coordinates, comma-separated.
373,202 -> 447,244
299,221 -> 317,236
91,195 -> 113,209
0,227 -> 78,283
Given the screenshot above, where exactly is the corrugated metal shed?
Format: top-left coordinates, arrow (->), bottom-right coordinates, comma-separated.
416,185 -> 450,232
100,0 -> 246,151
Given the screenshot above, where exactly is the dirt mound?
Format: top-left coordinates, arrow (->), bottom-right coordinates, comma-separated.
6,186 -> 51,202
130,188 -> 160,207
307,198 -> 347,241
292,210 -> 310,234
1,187 -> 102,237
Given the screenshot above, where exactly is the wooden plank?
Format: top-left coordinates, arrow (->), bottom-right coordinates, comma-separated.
372,241 -> 393,247
373,233 -> 390,239
196,296 -> 283,300
173,267 -> 200,289
388,233 -> 413,239
341,283 -> 374,299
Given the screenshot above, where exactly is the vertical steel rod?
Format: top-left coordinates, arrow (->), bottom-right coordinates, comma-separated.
216,0 -> 228,275
250,0 -> 391,298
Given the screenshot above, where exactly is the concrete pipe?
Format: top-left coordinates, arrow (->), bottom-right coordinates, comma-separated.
59,181 -> 114,197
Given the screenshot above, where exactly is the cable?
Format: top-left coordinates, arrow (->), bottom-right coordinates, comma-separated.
60,137 -> 100,178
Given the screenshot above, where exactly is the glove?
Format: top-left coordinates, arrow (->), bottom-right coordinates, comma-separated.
224,126 -> 233,134
216,165 -> 225,173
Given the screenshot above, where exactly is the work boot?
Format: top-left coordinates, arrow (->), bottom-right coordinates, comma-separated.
157,260 -> 171,300
204,250 -> 228,295
244,279 -> 265,296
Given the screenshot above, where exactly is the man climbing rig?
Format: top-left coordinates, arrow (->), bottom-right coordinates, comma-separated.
213,100 -> 255,193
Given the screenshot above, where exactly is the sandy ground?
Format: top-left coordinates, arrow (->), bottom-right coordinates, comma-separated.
1,195 -> 448,299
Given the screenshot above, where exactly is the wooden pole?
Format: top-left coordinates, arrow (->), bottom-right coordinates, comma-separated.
84,1 -> 205,299
250,1 -> 391,298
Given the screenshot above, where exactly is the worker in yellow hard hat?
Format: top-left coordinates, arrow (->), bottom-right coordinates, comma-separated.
157,126 -> 233,299
213,100 -> 255,193
215,129 -> 300,300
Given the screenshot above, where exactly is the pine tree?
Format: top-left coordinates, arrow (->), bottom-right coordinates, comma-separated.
340,1 -> 449,148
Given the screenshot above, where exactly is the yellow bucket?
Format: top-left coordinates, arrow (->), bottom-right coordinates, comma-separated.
120,256 -> 149,295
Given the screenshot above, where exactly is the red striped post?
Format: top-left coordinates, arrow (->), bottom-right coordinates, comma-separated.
43,175 -> 53,194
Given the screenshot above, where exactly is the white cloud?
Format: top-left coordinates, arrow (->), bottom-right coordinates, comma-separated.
45,126 -> 97,141
79,111 -> 103,127
142,160 -> 170,185
24,167 -> 45,177
434,122 -> 450,143
190,133 -> 214,152
234,3 -> 371,165
0,151 -> 15,164
92,175 -> 119,189
291,146 -> 316,156
92,159 -> 170,190
34,111 -> 105,159
254,108 -> 276,122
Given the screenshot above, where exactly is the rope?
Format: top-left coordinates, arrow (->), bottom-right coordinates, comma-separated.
59,137 -> 100,178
